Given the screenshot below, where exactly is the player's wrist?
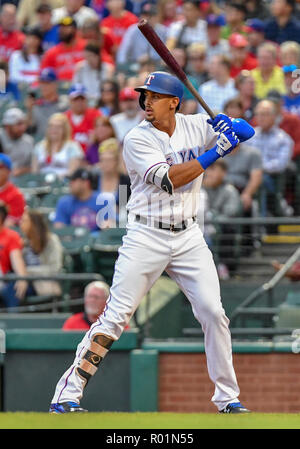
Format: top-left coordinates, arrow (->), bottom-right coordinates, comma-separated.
196,145 -> 220,170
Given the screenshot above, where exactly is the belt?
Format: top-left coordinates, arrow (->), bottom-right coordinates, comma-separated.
134,214 -> 196,232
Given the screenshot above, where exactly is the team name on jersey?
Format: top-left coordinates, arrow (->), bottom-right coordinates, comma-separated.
166,146 -> 200,166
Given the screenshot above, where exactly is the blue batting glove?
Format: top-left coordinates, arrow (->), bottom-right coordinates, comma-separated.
207,113 -> 232,133
216,126 -> 239,157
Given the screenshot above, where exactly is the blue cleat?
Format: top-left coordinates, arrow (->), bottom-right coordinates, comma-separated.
49,401 -> 88,413
220,402 -> 250,414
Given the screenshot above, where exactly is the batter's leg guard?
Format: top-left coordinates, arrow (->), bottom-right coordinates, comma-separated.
76,334 -> 114,385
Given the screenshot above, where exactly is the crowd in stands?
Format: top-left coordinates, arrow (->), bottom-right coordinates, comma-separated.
1,0 -> 300,303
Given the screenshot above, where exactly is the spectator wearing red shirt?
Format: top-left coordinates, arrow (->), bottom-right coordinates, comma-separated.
65,84 -> 101,152
0,203 -> 29,308
229,33 -> 257,79
0,4 -> 25,63
63,280 -> 130,330
80,17 -> 116,65
40,16 -> 86,81
0,154 -> 26,227
101,0 -> 138,48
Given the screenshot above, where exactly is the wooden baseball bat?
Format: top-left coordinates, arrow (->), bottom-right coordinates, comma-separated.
138,18 -> 216,119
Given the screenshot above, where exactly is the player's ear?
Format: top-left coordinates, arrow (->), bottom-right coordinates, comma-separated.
170,97 -> 179,111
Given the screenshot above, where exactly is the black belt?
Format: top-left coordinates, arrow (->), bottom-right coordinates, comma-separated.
135,215 -> 196,232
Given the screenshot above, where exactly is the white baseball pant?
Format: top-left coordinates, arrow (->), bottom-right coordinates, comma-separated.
51,219 -> 240,411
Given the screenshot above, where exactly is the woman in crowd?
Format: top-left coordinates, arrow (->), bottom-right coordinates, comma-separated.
9,27 -> 43,85
85,116 -> 116,166
20,209 -> 64,298
97,79 -> 120,117
32,113 -> 84,178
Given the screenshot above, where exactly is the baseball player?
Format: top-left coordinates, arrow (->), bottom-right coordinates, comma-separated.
50,71 -> 254,414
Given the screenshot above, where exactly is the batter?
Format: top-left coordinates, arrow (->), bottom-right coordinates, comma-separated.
50,72 -> 253,414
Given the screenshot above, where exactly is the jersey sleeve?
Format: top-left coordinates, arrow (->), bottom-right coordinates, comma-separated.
123,131 -> 168,183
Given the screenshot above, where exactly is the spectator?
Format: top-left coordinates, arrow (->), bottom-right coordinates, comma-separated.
245,18 -> 266,58
244,0 -> 271,21
54,167 -> 103,232
0,108 -> 34,178
250,99 -> 293,215
25,67 -> 68,142
157,0 -> 180,28
202,158 -> 242,280
80,17 -> 116,66
205,14 -> 229,62
235,69 -> 258,121
34,3 -> 60,52
279,41 -> 300,66
0,61 -> 20,109
117,3 -> 167,66
198,54 -> 238,114
0,203 -> 28,309
282,64 -> 300,117
17,0 -> 64,28
65,84 -> 102,152
251,42 -> 286,99
166,0 -> 207,50
228,33 -> 257,79
40,16 -> 86,81
0,154 -> 25,227
101,0 -> 139,48
73,41 -> 115,107
110,87 -> 143,142
168,47 -> 198,114
98,80 -> 121,117
52,0 -> 98,28
266,89 -> 300,160
8,27 -> 43,85
85,116 -> 116,166
264,0 -> 300,44
0,3 -> 25,63
62,281 -> 111,330
223,98 -> 263,213
221,2 -> 248,40
19,209 -> 63,298
186,42 -> 209,86
32,113 -> 84,178
251,99 -> 293,173
95,137 -> 131,227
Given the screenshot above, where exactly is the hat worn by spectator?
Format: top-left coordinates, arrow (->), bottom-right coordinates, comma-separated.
283,64 -> 298,74
119,87 -> 139,101
206,14 -> 226,27
69,84 -> 87,99
266,89 -> 282,104
36,3 -> 52,13
2,108 -> 26,126
246,18 -> 265,34
59,16 -> 77,27
39,67 -> 58,82
69,168 -> 94,183
229,33 -> 249,48
0,154 -> 12,171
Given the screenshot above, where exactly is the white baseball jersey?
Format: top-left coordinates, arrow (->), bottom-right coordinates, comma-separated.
123,113 -> 218,223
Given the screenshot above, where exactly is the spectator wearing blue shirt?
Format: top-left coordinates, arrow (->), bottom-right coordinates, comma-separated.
35,4 -> 60,52
264,0 -> 300,44
54,168 -> 106,233
0,61 -> 20,109
282,64 -> 300,117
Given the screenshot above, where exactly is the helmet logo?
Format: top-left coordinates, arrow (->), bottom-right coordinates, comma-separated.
146,74 -> 155,85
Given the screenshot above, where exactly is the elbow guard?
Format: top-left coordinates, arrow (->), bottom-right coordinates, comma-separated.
148,163 -> 174,195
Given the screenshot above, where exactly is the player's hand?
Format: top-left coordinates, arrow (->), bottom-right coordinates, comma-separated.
216,126 -> 239,157
207,113 -> 232,133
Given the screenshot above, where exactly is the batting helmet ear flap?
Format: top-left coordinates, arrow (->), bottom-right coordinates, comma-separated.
139,91 -> 146,110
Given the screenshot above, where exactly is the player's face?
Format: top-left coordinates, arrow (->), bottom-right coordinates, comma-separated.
144,90 -> 179,123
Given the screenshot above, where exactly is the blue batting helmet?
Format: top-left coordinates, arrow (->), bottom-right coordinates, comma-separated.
135,71 -> 184,111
